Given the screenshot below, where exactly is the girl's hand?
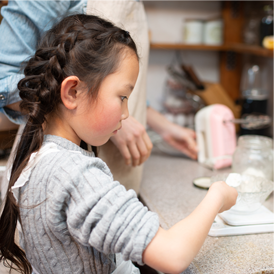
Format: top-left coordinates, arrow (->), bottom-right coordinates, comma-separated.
209,181 -> 238,213
110,116 -> 153,166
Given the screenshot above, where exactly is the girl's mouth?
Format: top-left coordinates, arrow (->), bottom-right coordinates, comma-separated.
113,126 -> 122,134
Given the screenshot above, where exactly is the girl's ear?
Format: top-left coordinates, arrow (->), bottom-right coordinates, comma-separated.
60,76 -> 81,110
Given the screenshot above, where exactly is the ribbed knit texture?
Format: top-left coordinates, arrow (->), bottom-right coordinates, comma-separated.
18,135 -> 159,274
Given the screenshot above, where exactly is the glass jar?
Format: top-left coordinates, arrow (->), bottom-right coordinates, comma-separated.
232,135 -> 273,180
243,14 -> 261,45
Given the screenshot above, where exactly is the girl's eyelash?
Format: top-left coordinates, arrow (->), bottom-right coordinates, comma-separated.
121,96 -> 128,101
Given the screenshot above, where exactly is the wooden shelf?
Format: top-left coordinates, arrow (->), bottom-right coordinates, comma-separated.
227,43 -> 273,57
150,43 -> 227,51
150,42 -> 273,58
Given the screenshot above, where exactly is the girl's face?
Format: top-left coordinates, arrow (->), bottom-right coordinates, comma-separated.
73,51 -> 139,146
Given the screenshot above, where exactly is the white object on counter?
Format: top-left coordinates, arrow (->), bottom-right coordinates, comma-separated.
226,173 -> 242,187
193,177 -> 212,189
209,206 -> 274,237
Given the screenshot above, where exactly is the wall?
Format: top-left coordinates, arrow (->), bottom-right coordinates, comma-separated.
144,1 -> 222,111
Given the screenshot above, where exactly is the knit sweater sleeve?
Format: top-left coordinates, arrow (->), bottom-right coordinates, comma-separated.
46,151 -> 159,265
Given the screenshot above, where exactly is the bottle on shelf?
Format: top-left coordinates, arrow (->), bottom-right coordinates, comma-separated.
243,9 -> 261,46
240,64 -> 270,136
259,5 -> 273,46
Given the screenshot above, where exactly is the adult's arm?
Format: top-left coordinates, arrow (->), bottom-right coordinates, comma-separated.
0,0 -> 85,120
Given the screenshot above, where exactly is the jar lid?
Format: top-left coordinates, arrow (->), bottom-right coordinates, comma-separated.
238,135 -> 273,149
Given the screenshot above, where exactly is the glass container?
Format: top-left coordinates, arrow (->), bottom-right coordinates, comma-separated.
240,64 -> 270,135
232,135 -> 273,180
211,173 -> 273,213
243,16 -> 260,45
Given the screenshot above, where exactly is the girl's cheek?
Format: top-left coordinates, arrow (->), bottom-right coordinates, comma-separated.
90,108 -> 121,132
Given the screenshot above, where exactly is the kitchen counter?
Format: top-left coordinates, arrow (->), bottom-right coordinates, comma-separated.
139,149 -> 274,274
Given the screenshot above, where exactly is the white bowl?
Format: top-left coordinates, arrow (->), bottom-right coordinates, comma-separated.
211,173 -> 274,213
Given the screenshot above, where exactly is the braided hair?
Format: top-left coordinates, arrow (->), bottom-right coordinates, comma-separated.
0,14 -> 138,274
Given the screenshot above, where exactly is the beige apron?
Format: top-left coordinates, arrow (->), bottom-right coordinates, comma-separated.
86,0 -> 149,193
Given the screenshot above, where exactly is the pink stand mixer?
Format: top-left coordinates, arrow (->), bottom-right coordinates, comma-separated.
195,104 -> 236,169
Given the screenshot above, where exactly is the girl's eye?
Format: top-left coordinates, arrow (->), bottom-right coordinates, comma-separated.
121,96 -> 128,102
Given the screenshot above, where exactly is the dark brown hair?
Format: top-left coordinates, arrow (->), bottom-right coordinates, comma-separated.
0,14 -> 138,274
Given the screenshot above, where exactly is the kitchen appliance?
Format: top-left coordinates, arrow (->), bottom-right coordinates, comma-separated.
195,104 -> 236,169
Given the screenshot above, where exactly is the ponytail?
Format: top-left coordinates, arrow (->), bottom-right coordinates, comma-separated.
0,119 -> 45,274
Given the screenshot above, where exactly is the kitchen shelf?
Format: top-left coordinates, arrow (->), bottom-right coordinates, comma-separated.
150,42 -> 273,58
227,43 -> 273,58
150,43 -> 274,58
150,43 -> 227,51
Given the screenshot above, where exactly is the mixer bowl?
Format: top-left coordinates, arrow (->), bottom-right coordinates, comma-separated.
211,173 -> 274,213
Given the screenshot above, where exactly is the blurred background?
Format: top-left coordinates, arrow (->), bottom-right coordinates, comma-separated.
144,0 -> 273,137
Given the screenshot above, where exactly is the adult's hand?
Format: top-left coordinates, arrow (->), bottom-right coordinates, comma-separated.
161,123 -> 198,160
147,107 -> 198,160
110,115 -> 153,166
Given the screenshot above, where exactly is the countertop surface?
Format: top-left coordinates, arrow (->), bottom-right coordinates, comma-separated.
139,149 -> 274,274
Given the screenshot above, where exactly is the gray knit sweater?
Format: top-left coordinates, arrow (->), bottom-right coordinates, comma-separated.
18,135 -> 159,274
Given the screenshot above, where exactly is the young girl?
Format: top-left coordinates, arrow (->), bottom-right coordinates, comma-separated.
0,14 -> 237,274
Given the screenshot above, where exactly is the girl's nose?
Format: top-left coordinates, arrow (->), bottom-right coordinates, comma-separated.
121,104 -> 129,120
